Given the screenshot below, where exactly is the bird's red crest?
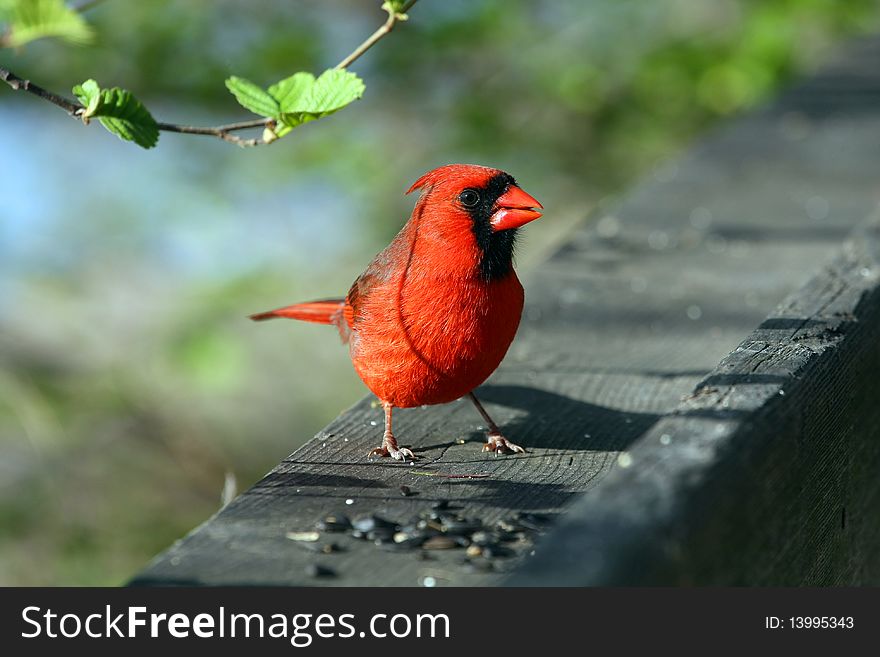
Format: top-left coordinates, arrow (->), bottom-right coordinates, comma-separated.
405,163 -> 504,195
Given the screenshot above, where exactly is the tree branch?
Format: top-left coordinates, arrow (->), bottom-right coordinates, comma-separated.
336,0 -> 419,70
0,67 -> 83,115
156,120 -> 271,148
1,0 -> 421,148
0,64 -> 276,147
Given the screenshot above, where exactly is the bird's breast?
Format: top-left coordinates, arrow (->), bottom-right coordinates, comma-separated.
348,271 -> 524,407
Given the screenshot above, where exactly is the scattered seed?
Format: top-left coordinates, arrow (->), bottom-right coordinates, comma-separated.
421,519 -> 444,533
469,531 -> 495,547
400,521 -> 428,536
389,533 -> 426,549
496,519 -> 519,533
423,535 -> 461,550
310,498 -> 552,574
367,528 -> 396,543
315,514 -> 352,533
352,514 -> 397,533
441,518 -> 482,536
422,509 -> 443,522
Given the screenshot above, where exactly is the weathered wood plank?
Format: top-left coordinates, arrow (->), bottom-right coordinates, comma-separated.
132,35 -> 880,586
511,217 -> 880,585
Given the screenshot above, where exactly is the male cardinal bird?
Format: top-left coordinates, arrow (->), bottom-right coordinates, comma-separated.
251,164 -> 542,460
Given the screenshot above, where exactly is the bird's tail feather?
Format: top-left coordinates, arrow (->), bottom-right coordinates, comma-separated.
249,299 -> 345,324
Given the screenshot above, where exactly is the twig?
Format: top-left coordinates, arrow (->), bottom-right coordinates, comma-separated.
410,471 -> 491,479
156,119 -> 271,147
336,0 -> 419,69
1,1 -> 421,147
0,64 -> 273,146
0,67 -> 82,115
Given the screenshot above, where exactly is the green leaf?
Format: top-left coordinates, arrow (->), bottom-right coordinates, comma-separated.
224,69 -> 364,141
273,122 -> 293,138
277,112 -> 320,132
224,76 -> 279,118
72,79 -> 159,149
295,69 -> 366,114
72,78 -> 100,117
268,72 -> 315,112
2,0 -> 93,48
94,88 -> 159,149
276,69 -> 365,131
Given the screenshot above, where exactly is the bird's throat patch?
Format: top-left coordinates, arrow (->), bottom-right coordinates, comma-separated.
466,173 -> 518,281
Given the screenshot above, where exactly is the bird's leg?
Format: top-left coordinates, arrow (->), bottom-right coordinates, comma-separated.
367,401 -> 415,461
467,392 -> 525,455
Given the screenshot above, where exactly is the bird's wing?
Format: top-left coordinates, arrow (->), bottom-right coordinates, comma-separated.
343,234 -> 410,335
344,269 -> 381,330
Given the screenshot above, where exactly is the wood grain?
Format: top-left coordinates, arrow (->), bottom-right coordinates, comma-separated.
512,218 -> 880,585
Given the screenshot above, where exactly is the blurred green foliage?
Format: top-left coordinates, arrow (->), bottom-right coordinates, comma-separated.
0,0 -> 93,47
1,0 -> 878,585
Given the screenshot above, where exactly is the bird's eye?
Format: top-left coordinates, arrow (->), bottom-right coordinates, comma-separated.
459,189 -> 480,208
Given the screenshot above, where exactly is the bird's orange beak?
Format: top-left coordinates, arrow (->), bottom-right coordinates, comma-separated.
490,185 -> 543,232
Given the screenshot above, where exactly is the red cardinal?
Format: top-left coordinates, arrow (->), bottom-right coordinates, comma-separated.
251,164 -> 542,460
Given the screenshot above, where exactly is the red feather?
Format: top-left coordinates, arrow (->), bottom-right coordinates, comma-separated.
249,300 -> 344,324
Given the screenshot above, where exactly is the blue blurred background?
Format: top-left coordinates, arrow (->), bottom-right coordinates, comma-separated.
1,0 -> 877,584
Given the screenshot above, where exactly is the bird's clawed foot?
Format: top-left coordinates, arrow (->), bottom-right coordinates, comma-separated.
368,444 -> 415,461
482,432 -> 526,455
469,392 -> 526,456
367,403 -> 415,462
